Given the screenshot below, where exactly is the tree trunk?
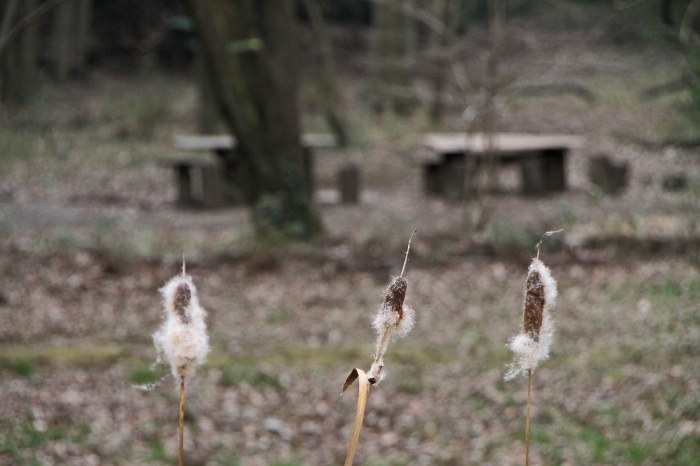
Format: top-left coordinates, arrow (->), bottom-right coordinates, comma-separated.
186,0 -> 321,239
372,0 -> 415,115
53,0 -> 73,80
1,0 -> 41,105
482,0 -> 505,193
20,0 -> 40,88
661,0 -> 673,26
74,0 -> 91,71
0,0 -> 20,103
428,0 -> 455,123
195,48 -> 221,133
304,0 -> 349,147
52,0 -> 91,80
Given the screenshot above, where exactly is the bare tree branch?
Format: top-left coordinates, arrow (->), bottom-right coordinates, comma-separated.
680,0 -> 700,46
0,0 -> 69,55
0,0 -> 19,47
613,0 -> 653,12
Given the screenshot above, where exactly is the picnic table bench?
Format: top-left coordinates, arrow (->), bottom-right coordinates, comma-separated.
164,133 -> 337,208
421,132 -> 584,198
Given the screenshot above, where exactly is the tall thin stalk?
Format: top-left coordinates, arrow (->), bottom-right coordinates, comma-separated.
505,231 -> 561,465
151,259 -> 210,465
341,231 -> 417,465
179,377 -> 186,466
525,369 -> 532,466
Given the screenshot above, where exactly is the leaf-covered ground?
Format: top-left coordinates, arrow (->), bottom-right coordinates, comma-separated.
0,251 -> 698,465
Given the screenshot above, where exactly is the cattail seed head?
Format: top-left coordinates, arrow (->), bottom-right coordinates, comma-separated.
369,276 -> 415,384
373,276 -> 415,340
173,283 -> 192,324
154,271 -> 210,380
383,276 -> 407,318
506,258 -> 557,380
523,266 -> 545,341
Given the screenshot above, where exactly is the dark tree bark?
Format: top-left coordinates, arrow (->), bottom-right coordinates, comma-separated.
1,0 -> 40,105
52,0 -> 91,81
371,0 -> 416,115
186,0 -> 321,239
53,0 -> 73,80
0,0 -> 20,103
661,0 -> 673,26
304,0 -> 349,146
428,0 -> 457,123
195,50 -> 221,133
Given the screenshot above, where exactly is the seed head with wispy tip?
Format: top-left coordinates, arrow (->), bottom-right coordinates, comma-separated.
505,258 -> 557,380
153,271 -> 210,380
367,275 -> 416,384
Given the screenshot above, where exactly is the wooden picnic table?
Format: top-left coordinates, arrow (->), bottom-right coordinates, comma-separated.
164,133 -> 337,208
421,132 -> 584,198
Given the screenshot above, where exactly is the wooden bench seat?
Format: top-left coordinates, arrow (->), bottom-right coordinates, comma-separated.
421,132 -> 583,198
165,133 -> 338,208
158,157 -> 226,208
171,133 -> 338,152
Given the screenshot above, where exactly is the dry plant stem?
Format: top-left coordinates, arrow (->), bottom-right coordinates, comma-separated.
344,231 -> 417,462
400,230 -> 417,277
535,229 -> 564,259
343,369 -> 370,466
369,330 -> 392,376
525,369 -> 532,466
179,376 -> 185,466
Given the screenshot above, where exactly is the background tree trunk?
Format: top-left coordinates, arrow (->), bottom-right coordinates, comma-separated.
74,0 -> 92,71
661,0 -> 673,26
195,49 -> 221,133
428,0 -> 456,123
482,0 -> 505,193
0,0 -> 20,103
372,0 -> 415,115
52,0 -> 91,81
1,0 -> 41,105
186,0 -> 321,239
53,0 -> 73,80
304,0 -> 349,147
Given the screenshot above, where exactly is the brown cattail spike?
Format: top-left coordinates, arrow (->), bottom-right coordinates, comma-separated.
173,283 -> 191,324
523,269 -> 545,342
384,276 -> 407,319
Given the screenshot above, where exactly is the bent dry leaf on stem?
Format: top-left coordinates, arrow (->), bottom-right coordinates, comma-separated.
341,368 -> 371,466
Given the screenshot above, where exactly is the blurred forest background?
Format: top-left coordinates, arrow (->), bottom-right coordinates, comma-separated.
0,1 -> 699,465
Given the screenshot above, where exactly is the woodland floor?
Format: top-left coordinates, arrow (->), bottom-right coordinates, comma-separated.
0,12 -> 699,466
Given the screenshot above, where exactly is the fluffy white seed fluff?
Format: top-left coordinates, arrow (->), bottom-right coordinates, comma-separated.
505,258 -> 557,380
367,287 -> 415,384
372,302 -> 416,341
531,258 -> 558,314
153,273 -> 210,380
